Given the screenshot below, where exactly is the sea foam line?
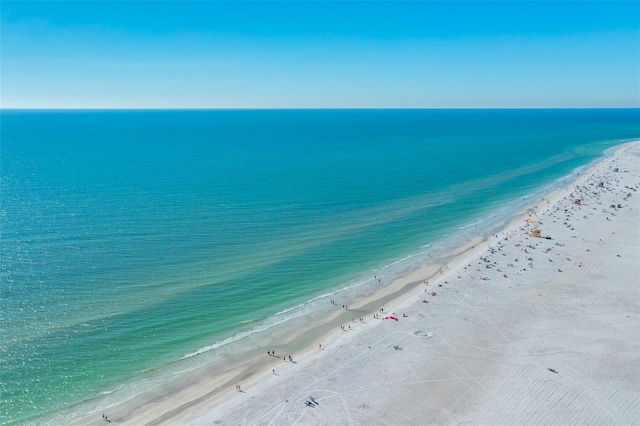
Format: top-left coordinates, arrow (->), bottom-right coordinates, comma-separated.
181,288 -> 355,360
458,220 -> 482,230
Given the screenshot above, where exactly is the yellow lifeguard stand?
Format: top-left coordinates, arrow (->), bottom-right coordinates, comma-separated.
531,228 -> 541,237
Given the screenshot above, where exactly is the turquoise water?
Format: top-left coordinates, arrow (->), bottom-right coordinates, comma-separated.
1,109 -> 638,424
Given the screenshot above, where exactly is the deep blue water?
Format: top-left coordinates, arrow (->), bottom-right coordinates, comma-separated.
1,109 -> 638,424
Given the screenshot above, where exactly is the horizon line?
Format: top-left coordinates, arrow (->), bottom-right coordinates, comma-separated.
2,107 -> 639,112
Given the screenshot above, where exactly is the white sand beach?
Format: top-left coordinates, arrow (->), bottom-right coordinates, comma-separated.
86,142 -> 639,425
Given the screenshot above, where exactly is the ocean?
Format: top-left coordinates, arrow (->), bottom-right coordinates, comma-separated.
1,109 -> 638,424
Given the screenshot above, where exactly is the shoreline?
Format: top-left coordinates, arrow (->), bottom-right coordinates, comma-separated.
68,141 -> 640,425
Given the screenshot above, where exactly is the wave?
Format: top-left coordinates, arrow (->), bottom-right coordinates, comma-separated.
382,250 -> 431,269
458,220 -> 482,230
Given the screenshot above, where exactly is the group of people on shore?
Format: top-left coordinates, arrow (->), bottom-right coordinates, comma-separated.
266,350 -> 293,363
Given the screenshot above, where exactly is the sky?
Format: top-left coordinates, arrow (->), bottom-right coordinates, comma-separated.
1,1 -> 639,109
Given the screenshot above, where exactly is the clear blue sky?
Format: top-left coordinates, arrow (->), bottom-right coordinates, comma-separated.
2,1 -> 639,108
